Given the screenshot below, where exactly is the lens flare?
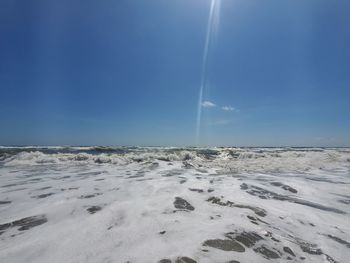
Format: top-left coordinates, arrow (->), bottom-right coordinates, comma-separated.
196,0 -> 221,146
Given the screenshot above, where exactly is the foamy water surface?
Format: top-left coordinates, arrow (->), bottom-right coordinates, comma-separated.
0,147 -> 349,263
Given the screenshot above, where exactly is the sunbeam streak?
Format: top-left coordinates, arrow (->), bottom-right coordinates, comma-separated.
196,0 -> 221,146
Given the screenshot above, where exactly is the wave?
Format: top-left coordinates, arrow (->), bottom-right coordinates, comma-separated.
1,147 -> 349,174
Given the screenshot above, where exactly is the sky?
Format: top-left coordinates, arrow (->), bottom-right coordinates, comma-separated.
0,0 -> 350,147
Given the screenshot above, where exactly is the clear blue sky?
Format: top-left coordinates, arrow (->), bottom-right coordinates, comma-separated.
1,0 -> 349,146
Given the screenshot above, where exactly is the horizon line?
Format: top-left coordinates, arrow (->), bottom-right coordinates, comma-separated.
1,144 -> 349,148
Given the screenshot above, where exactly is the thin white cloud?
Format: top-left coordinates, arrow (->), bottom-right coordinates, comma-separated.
222,106 -> 235,111
202,101 -> 216,108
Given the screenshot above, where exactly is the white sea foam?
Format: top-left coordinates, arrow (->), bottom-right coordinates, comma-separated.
0,147 -> 349,262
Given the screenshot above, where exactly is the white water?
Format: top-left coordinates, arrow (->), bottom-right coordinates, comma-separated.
0,147 -> 350,262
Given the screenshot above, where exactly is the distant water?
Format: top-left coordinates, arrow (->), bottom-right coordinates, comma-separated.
1,147 -> 349,262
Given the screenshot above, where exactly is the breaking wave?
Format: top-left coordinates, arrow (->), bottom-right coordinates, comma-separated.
1,146 -> 349,174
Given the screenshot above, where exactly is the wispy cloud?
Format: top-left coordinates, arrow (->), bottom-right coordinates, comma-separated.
222,106 -> 236,112
202,101 -> 216,108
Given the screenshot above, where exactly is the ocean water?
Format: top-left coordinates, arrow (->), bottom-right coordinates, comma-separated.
0,147 -> 349,263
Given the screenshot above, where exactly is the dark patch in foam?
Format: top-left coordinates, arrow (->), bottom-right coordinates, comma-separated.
325,255 -> 339,263
33,193 -> 54,199
334,193 -> 350,199
2,183 -> 26,188
37,186 -> 52,191
0,214 -> 47,233
136,178 -> 154,182
28,178 -> 42,182
209,214 -> 221,220
56,175 -> 70,180
79,193 -> 102,199
87,206 -> 102,214
283,246 -> 296,257
203,239 -> 245,252
289,237 -> 339,262
127,170 -> 145,179
338,199 -> 350,204
127,174 -> 144,179
196,168 -> 208,173
94,158 -> 111,164
3,187 -> 27,193
305,177 -> 347,184
207,196 -> 267,217
299,241 -> 323,255
214,230 -> 293,259
253,246 -> 281,259
263,231 -> 281,243
189,188 -> 204,193
175,257 -> 197,263
157,157 -> 171,162
163,169 -> 183,177
182,161 -> 194,169
246,215 -> 268,225
78,171 -> 106,176
240,183 -> 346,214
325,234 -> 350,248
270,182 -> 298,193
174,197 -> 195,211
225,231 -> 263,248
0,201 -> 11,205
61,187 -> 79,191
